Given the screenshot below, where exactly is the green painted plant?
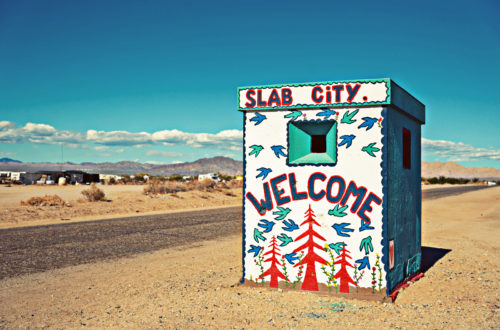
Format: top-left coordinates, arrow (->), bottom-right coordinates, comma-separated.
353,265 -> 365,293
292,252 -> 304,289
371,266 -> 377,293
281,255 -> 291,287
254,249 -> 265,286
375,253 -> 383,293
321,244 -> 338,293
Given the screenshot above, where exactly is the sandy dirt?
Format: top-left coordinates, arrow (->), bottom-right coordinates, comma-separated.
0,184 -> 145,207
0,187 -> 498,328
0,184 -> 242,229
0,183 -> 485,229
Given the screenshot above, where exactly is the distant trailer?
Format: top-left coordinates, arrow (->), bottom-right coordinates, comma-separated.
0,171 -> 10,183
198,173 -> 219,181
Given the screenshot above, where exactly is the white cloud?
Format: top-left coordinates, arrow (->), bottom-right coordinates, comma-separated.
24,123 -> 56,136
0,121 -> 15,131
86,130 -> 152,146
422,138 -> 500,161
93,146 -> 124,153
145,150 -> 184,157
0,128 -> 22,143
144,160 -> 167,165
0,122 -> 84,145
0,122 -> 243,152
0,121 -> 24,143
151,129 -> 192,145
152,129 -> 242,150
0,151 -> 16,156
28,129 -> 85,145
2,121 -> 498,163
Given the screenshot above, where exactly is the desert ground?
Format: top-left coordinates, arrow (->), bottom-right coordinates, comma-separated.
0,183 -> 483,229
0,183 -> 242,229
0,185 -> 499,328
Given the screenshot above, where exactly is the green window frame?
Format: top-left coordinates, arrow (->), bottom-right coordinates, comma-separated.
287,120 -> 337,166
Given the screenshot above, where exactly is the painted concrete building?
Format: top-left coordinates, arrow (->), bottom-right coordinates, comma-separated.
238,79 -> 425,298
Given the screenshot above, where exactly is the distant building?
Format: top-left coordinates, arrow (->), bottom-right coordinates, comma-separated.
64,170 -> 99,184
198,173 -> 219,181
99,174 -> 123,182
35,171 -> 65,184
0,171 -> 11,183
0,171 -> 26,182
10,172 -> 26,181
21,173 -> 43,185
8,170 -> 100,185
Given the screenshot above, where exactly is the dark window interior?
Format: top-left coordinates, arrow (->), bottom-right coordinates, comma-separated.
311,135 -> 327,153
403,128 -> 411,169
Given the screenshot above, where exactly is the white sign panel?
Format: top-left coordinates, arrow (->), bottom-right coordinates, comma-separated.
238,79 -> 390,110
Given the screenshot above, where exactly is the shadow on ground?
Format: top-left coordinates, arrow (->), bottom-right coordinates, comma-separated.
421,246 -> 452,273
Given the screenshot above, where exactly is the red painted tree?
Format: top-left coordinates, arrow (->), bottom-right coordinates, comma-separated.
334,244 -> 356,293
262,236 -> 286,288
293,205 -> 327,291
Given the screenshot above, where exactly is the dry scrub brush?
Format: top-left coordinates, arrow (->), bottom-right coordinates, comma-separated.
143,179 -> 188,195
197,179 -> 217,191
81,184 -> 106,202
143,178 -> 239,196
20,195 -> 67,207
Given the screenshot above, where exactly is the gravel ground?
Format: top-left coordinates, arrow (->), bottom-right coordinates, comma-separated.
0,187 -> 498,328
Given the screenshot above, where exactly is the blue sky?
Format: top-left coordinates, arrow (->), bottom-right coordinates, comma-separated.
0,0 -> 499,168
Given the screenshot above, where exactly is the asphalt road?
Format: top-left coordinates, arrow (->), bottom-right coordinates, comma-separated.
0,185 -> 493,279
422,184 -> 494,200
0,206 -> 241,279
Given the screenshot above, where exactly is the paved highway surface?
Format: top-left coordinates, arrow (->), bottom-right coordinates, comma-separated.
0,185 -> 493,279
0,207 -> 241,279
422,185 -> 494,200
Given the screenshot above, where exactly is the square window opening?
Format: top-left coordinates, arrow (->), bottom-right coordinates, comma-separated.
287,119 -> 337,166
403,128 -> 411,169
311,135 -> 326,153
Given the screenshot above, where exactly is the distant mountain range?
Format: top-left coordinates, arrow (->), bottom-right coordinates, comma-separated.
0,157 -> 499,179
0,157 -> 22,163
421,161 -> 500,180
0,156 -> 243,176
